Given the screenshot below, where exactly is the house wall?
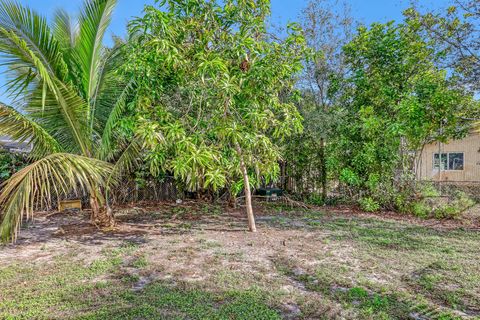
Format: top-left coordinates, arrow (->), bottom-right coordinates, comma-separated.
0,136 -> 32,153
417,133 -> 480,182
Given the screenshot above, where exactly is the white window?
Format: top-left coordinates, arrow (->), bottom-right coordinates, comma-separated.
433,152 -> 464,170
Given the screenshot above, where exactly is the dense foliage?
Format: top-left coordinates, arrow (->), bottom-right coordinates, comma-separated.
329,21 -> 477,209
282,0 -> 354,202
0,149 -> 28,184
282,9 -> 479,211
125,0 -> 307,230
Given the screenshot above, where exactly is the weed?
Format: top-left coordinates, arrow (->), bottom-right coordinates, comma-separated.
200,204 -> 223,216
132,255 -> 148,268
305,193 -> 324,206
358,197 -> 380,212
303,210 -> 324,220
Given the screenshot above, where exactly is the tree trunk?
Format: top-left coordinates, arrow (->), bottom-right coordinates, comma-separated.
235,143 -> 257,232
319,138 -> 327,202
228,190 -> 237,209
90,191 -> 115,229
281,161 -> 287,192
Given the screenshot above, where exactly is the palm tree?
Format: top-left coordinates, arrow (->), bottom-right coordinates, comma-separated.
0,0 -> 138,242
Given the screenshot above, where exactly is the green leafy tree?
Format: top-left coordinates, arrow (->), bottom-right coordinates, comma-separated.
0,0 -> 136,241
331,21 -> 478,209
126,0 -> 306,231
283,0 -> 354,201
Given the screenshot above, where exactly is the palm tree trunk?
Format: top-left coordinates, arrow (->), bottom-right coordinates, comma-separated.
90,191 -> 115,228
235,142 -> 256,232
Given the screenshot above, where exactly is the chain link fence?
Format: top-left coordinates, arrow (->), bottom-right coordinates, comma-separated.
32,178 -> 178,212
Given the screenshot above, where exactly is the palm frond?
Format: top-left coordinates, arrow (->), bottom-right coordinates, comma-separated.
52,9 -> 76,49
22,82 -> 90,154
97,79 -> 134,159
1,65 -> 37,103
89,40 -> 125,132
74,0 -> 117,102
0,22 -> 90,154
0,0 -> 68,91
52,9 -> 81,87
0,25 -> 59,104
0,153 -> 114,242
109,138 -> 142,177
52,81 -> 92,155
105,138 -> 142,204
0,102 -> 61,159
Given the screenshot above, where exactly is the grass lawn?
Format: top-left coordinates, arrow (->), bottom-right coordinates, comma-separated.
0,202 -> 479,319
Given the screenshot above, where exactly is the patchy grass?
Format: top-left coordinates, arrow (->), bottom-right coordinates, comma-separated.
78,286 -> 281,320
0,203 -> 479,319
273,256 -> 462,320
0,242 -> 279,320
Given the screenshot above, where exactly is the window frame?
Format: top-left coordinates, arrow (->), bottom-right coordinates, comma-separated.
433,152 -> 464,171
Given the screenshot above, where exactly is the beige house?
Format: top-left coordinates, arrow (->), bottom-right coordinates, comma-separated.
416,132 -> 480,182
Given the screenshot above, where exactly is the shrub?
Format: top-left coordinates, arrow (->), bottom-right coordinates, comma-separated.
433,191 -> 475,219
306,193 -> 324,206
434,205 -> 459,219
411,201 -> 431,218
453,191 -> 475,209
418,182 -> 441,198
340,168 -> 361,186
359,197 -> 380,212
394,195 -> 409,214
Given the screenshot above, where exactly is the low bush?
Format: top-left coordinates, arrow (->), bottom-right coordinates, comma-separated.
305,193 -> 325,206
392,183 -> 475,220
411,201 -> 431,219
359,197 -> 381,212
406,187 -> 475,220
432,191 -> 475,219
418,183 -> 441,198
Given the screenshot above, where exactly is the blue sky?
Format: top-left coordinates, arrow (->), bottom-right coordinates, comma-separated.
13,0 -> 452,42
17,0 -> 453,34
1,0 -> 451,103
